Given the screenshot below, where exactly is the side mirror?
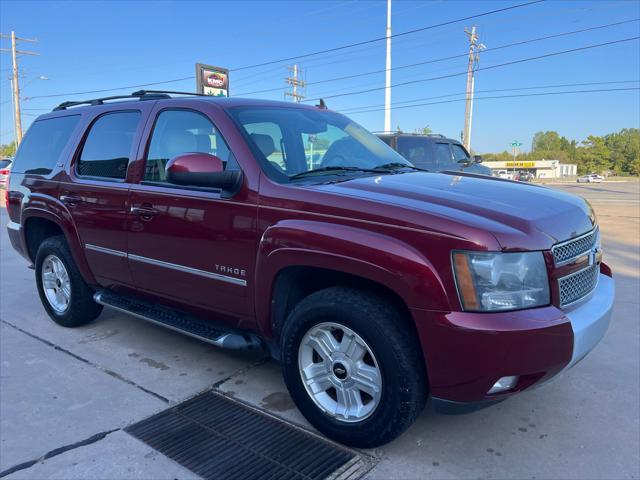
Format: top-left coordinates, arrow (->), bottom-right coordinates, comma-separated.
166,153 -> 242,195
474,155 -> 483,163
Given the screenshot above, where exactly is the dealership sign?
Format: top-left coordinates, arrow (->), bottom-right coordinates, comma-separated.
196,63 -> 229,97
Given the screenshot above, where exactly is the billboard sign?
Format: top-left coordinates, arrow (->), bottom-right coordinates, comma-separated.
196,63 -> 229,97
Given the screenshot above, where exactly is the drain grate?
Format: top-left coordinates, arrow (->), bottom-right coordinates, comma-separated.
126,391 -> 358,480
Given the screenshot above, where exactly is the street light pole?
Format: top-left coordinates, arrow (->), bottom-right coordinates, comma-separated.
384,0 -> 392,133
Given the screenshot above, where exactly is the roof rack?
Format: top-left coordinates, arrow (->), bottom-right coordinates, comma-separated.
52,89 -> 206,111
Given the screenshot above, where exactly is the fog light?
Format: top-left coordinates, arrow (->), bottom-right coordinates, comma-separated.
488,376 -> 519,394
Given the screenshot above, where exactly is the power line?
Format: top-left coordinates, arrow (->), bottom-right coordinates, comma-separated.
236,18 -> 639,97
230,0 -> 545,71
23,75 -> 193,100
341,80 -> 640,113
20,0 -> 544,102
304,36 -> 640,102
343,87 -> 640,115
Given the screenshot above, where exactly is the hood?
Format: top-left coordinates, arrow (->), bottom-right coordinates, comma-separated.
307,172 -> 595,250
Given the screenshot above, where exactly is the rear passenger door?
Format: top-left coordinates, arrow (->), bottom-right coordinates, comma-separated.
126,106 -> 255,327
63,109 -> 147,288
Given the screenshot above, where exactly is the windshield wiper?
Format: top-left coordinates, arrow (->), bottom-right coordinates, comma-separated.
374,162 -> 429,172
289,166 -> 390,180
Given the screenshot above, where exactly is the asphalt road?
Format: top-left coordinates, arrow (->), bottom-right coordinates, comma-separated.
1,181 -> 638,480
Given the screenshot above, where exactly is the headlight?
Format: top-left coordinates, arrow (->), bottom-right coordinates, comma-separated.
452,251 -> 550,312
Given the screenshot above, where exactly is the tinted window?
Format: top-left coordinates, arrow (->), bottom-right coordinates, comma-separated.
0,160 -> 11,169
434,143 -> 453,165
77,111 -> 140,179
145,110 -> 238,183
378,135 -> 393,146
397,137 -> 436,169
451,144 -> 470,162
12,115 -> 80,175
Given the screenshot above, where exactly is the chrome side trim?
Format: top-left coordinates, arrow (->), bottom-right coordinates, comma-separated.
84,244 -> 246,287
85,244 -> 127,258
128,254 -> 247,287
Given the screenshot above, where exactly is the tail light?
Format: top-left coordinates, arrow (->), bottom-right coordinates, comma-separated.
0,168 -> 9,177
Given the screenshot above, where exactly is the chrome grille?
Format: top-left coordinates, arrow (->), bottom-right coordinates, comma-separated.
559,264 -> 599,307
552,228 -> 597,265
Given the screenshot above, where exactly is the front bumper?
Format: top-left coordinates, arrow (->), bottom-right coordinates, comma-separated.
563,273 -> 614,369
412,272 -> 614,411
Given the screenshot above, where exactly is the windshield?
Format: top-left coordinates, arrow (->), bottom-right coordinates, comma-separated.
227,106 -> 411,182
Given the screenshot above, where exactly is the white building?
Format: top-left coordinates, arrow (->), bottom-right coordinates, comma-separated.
482,159 -> 577,178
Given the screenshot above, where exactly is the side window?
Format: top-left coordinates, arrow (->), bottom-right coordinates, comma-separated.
77,111 -> 140,179
397,137 -> 435,170
12,115 -> 80,175
451,144 -> 470,162
242,122 -> 286,173
145,110 -> 238,183
434,143 -> 453,166
378,136 -> 393,147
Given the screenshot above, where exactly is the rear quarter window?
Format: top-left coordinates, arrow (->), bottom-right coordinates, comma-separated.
11,115 -> 81,175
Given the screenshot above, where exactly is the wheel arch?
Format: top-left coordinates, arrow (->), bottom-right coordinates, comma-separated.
255,219 -> 449,340
22,209 -> 97,285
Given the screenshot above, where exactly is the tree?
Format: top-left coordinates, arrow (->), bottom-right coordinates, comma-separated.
604,128 -> 639,174
0,142 -> 16,158
482,128 -> 639,176
531,131 -> 563,152
576,136 -> 611,174
414,126 -> 432,135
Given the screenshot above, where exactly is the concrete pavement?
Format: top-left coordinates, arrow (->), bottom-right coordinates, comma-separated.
0,181 -> 638,479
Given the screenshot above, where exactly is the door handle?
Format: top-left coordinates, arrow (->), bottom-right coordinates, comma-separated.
130,204 -> 159,219
60,194 -> 82,206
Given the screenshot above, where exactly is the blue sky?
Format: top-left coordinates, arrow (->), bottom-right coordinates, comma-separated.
1,0 -> 639,153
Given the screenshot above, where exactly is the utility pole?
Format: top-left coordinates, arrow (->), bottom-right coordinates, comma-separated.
1,31 -> 39,145
284,64 -> 306,103
462,26 -> 485,151
384,0 -> 392,133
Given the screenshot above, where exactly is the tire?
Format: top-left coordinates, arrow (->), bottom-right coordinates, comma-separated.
280,286 -> 427,448
35,235 -> 103,327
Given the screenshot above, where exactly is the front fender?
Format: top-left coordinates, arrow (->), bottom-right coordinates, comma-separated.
254,219 -> 449,337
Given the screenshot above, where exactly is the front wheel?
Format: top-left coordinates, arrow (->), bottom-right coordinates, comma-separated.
281,287 -> 427,448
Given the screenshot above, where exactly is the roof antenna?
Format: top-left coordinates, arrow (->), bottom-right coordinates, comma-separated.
316,98 -> 327,110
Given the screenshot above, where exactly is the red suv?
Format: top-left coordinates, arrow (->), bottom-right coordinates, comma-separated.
5,91 -> 614,447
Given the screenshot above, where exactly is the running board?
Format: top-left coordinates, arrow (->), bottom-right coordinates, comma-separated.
93,291 -> 263,351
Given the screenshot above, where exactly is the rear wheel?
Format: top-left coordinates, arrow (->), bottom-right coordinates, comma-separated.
35,236 -> 102,327
281,287 -> 427,447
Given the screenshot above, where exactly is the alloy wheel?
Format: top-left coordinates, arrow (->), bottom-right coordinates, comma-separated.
41,254 -> 71,314
298,322 -> 382,423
